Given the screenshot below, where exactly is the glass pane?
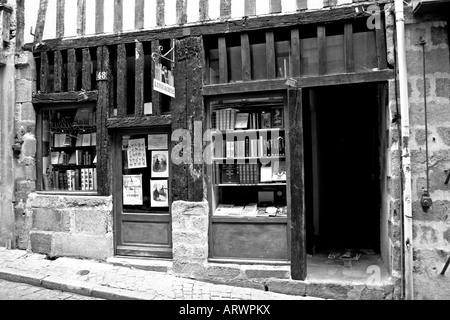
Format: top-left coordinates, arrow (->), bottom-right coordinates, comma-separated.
42,106 -> 97,192
275,40 -> 290,78
251,43 -> 267,80
326,34 -> 345,74
354,31 -> 378,72
228,45 -> 242,82
122,133 -> 170,213
208,48 -> 219,84
300,37 -> 319,76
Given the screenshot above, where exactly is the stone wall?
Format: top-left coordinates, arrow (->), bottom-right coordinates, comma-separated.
27,194 -> 114,261
404,9 -> 450,300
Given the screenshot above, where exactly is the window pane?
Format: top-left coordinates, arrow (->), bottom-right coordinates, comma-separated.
42,106 -> 97,192
208,48 -> 219,85
251,42 -> 267,80
275,40 -> 290,78
228,45 -> 242,82
326,34 -> 345,74
354,31 -> 377,72
300,37 -> 319,76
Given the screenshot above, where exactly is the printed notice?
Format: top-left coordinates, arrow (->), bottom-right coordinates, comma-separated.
127,138 -> 147,169
123,175 -> 143,206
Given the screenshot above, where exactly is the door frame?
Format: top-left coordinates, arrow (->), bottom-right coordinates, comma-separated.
112,126 -> 173,258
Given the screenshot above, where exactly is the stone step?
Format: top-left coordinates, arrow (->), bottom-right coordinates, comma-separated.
106,256 -> 172,273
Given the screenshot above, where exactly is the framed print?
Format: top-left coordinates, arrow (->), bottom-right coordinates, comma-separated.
148,134 -> 168,150
151,151 -> 169,178
151,180 -> 169,207
271,107 -> 284,128
127,138 -> 147,169
123,175 -> 143,206
261,112 -> 272,129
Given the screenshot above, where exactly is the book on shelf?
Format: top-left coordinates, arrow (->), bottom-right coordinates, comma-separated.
51,152 -> 60,165
75,134 -> 83,147
214,204 -> 234,216
81,134 -> 91,147
228,206 -> 244,216
235,113 -> 249,129
261,112 -> 271,129
68,153 -> 76,165
215,108 -> 238,130
211,111 -> 217,130
221,164 -> 239,184
75,169 -> 81,190
93,168 -> 97,191
272,160 -> 287,182
242,203 -> 258,217
260,163 -> 273,183
90,133 -> 97,146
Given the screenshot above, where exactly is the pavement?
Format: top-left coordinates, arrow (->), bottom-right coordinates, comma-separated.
0,248 -> 324,300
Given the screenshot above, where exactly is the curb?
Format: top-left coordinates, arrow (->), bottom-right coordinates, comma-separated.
0,268 -> 157,300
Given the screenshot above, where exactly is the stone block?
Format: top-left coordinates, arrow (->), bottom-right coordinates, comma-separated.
29,231 -> 53,256
15,79 -> 32,103
266,279 -> 307,296
437,127 -> 450,146
431,26 -> 448,46
203,264 -> 242,279
19,102 -> 36,122
244,268 -> 290,279
406,49 -> 450,77
21,134 -> 36,158
32,208 -> 70,232
171,261 -> 205,277
73,209 -> 109,235
436,78 -> 450,98
306,282 -> 352,300
53,232 -> 114,261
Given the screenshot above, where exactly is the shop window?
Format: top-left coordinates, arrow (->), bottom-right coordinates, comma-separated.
353,20 -> 378,72
39,104 -> 98,193
274,30 -> 290,78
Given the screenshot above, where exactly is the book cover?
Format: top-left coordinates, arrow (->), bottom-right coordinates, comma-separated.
51,152 -> 60,165
235,113 -> 249,129
90,133 -> 97,146
81,169 -> 86,191
75,169 -> 80,190
242,203 -> 258,217
75,134 -> 83,147
214,204 -> 234,216
221,164 -> 239,184
88,168 -> 94,191
82,134 -> 91,147
68,153 -> 76,165
93,168 -> 97,191
272,161 -> 287,182
260,163 -> 273,183
228,206 -> 244,216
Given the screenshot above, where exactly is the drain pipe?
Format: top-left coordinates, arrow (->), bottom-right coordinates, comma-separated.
394,0 -> 414,300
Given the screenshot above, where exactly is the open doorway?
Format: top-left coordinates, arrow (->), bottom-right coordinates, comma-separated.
304,83 -> 383,256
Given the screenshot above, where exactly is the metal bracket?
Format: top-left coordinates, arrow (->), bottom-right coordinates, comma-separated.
151,39 -> 176,67
441,256 -> 450,275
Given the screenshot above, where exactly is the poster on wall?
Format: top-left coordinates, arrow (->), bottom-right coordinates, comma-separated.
154,63 -> 175,98
151,151 -> 169,178
123,175 -> 143,206
127,138 -> 147,169
148,134 -> 168,150
150,180 -> 169,208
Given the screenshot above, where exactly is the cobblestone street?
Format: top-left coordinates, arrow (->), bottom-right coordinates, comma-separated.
0,279 -> 102,300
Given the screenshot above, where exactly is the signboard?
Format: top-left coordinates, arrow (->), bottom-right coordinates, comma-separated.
123,175 -> 143,206
154,63 -> 175,98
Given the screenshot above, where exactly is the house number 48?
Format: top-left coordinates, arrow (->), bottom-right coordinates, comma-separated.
96,71 -> 109,81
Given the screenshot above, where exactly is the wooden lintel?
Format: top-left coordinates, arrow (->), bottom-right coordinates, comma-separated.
0,4 -> 14,14
106,115 -> 172,129
32,91 -> 98,104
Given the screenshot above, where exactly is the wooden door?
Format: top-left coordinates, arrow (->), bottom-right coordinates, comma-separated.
113,129 -> 172,258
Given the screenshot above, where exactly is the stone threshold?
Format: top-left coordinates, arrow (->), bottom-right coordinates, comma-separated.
106,256 -> 172,273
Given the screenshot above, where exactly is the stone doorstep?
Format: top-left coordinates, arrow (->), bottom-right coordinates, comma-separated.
106,256 -> 172,273
0,267 -> 155,300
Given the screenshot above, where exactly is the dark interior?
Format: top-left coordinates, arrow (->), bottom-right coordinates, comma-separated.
304,83 -> 382,254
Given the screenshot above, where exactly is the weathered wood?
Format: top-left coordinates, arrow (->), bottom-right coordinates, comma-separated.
0,4 -> 11,44
176,0 -> 187,25
77,0 -> 86,36
15,0 -> 25,51
32,91 -> 98,104
117,44 -> 127,117
135,0 -> 145,29
199,0 -> 209,21
297,0 -> 308,10
96,46 -> 111,196
241,33 -> 251,81
269,0 -> 282,13
34,0 -> 49,43
220,0 -> 231,19
36,109 -> 44,191
245,0 -> 256,16
287,88 -> 306,281
317,25 -> 326,75
156,0 -> 165,27
106,115 -> 172,128
172,38 -> 188,201
290,29 -> 301,77
40,52 -> 49,92
96,0 -> 104,34
151,40 -> 162,116
218,37 -> 228,84
114,0 -> 123,32
67,49 -> 78,91
54,51 -> 63,92
27,7 -> 363,52
344,23 -> 354,73
376,13 -> 388,69
135,42 -> 145,117
202,69 -> 395,95
82,48 -> 92,91
266,31 -> 276,79
56,0 -> 65,38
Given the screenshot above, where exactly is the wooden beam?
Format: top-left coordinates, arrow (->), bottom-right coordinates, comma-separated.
269,0 -> 282,13
245,0 -> 256,16
266,31 -> 276,79
291,29 -> 301,77
176,0 -> 187,25
32,91 -> 98,104
344,23 -> 354,73
156,0 -> 165,27
135,0 -> 145,30
317,25 -> 326,75
287,87 -> 306,281
218,37 -> 228,84
40,52 -> 49,93
82,48 -> 92,91
135,42 -> 145,117
199,0 -> 209,21
54,51 -> 63,92
67,49 -> 78,91
16,0 -> 25,51
202,69 -> 395,95
220,0 -> 232,19
96,0 -> 104,34
241,33 -> 251,81
375,13 -> 388,69
296,0 -> 308,11
114,0 -> 123,33
151,40 -> 162,116
34,0 -> 49,43
77,0 -> 86,37
117,44 -> 127,117
106,115 -> 172,128
56,0 -> 65,38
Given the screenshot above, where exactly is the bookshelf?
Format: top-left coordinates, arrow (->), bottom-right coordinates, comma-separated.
208,96 -> 289,261
41,106 -> 98,192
